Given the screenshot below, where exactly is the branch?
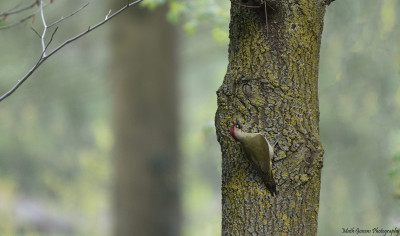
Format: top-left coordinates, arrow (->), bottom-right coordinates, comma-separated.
0,0 -> 143,102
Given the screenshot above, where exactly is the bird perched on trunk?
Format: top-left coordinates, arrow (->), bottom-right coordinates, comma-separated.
230,122 -> 277,195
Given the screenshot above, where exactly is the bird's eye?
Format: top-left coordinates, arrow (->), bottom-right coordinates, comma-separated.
235,124 -> 241,129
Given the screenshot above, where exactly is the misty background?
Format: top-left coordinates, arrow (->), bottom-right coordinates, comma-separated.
0,0 -> 399,235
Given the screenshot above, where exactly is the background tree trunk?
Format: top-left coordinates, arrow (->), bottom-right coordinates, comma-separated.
111,4 -> 180,236
215,1 -> 329,234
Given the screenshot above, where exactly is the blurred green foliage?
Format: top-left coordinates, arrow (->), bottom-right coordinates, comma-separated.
389,152 -> 400,199
1,0 -> 400,235
143,0 -> 229,41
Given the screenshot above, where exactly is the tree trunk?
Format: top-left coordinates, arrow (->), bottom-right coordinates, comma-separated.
111,4 -> 180,236
215,1 -> 330,235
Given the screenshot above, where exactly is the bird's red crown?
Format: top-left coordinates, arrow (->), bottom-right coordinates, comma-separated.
230,124 -> 238,141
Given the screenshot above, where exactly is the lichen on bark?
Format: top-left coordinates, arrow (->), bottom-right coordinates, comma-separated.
215,0 -> 329,235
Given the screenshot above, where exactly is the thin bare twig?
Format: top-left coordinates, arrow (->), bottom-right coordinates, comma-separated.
48,2 -> 89,28
30,26 -> 41,38
40,0 -> 48,55
264,1 -> 268,33
0,0 -> 37,18
0,0 -> 144,102
0,2 -> 22,17
45,0 -> 143,58
45,26 -> 58,51
105,9 -> 112,20
0,1 -> 50,31
0,13 -> 36,30
233,1 -> 261,8
1,2 -> 87,35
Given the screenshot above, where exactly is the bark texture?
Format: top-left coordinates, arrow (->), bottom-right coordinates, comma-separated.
215,1 -> 329,235
111,5 -> 180,236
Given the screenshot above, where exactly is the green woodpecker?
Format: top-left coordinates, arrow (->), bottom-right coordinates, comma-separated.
230,123 -> 277,195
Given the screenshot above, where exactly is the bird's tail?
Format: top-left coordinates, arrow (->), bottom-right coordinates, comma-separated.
263,174 -> 277,196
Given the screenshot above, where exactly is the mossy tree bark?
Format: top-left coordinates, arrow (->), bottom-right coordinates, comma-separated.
215,0 -> 333,235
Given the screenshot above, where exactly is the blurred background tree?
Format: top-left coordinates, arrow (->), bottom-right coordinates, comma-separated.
110,3 -> 180,236
0,0 -> 399,235
318,0 -> 400,233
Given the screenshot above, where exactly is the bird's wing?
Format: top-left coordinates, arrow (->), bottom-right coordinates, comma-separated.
241,133 -> 271,172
